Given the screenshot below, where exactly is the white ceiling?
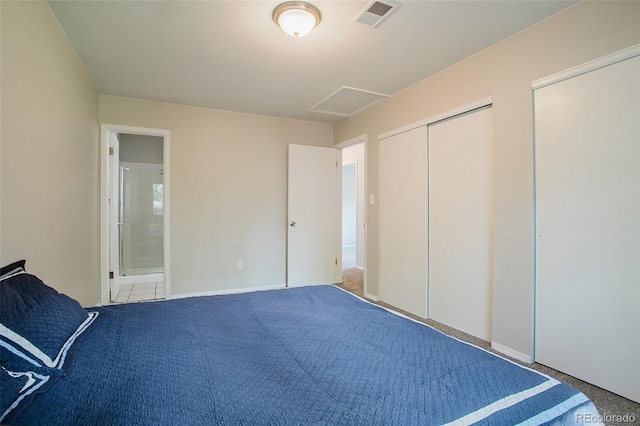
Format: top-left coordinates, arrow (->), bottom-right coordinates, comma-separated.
48,0 -> 577,123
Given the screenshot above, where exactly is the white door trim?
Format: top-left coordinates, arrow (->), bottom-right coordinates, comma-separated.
99,124 -> 171,305
532,44 -> 640,90
378,97 -> 493,141
108,134 -> 120,299
334,134 -> 370,299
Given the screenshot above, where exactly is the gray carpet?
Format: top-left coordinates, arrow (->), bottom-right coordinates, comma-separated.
337,268 -> 640,426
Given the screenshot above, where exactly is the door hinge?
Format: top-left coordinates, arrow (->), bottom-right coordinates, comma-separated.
109,147 -> 114,155
109,271 -> 114,279
335,258 -> 338,265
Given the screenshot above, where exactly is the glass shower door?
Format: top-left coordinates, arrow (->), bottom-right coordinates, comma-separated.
120,162 -> 164,276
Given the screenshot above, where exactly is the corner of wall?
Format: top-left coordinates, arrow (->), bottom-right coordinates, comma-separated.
2,0 -> 100,306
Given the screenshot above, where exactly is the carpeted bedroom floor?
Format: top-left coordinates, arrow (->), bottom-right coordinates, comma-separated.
336,268 -> 640,426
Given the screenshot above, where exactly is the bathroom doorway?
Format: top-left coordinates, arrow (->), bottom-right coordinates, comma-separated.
100,125 -> 170,305
113,134 -> 164,302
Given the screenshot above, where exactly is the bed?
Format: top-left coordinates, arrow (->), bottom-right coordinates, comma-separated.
1,266 -> 601,425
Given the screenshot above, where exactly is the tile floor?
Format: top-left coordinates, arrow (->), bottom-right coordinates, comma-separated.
114,281 -> 164,303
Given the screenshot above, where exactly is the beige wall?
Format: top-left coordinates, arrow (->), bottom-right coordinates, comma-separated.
0,1 -> 99,306
0,1 -> 332,304
100,95 -> 333,296
334,1 -> 640,358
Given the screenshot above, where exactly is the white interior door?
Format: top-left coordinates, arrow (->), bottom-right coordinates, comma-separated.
534,54 -> 640,402
287,144 -> 339,287
427,107 -> 493,341
108,133 -> 120,301
379,127 -> 428,317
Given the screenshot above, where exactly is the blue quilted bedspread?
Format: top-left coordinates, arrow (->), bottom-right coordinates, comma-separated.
11,285 -> 596,425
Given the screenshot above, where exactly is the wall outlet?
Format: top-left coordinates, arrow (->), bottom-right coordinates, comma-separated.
369,194 -> 375,205
237,260 -> 244,270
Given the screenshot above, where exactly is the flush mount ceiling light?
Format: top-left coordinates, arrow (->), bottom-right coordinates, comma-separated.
273,2 -> 321,37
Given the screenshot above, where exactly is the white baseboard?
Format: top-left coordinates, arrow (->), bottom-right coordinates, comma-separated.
364,291 -> 379,301
355,266 -> 364,270
170,284 -> 286,299
491,342 -> 532,364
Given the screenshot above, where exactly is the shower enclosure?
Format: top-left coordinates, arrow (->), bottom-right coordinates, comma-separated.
120,162 -> 164,276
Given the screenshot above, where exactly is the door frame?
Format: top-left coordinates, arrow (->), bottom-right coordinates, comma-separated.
334,134 -> 369,298
108,133 -> 120,297
99,124 -> 171,305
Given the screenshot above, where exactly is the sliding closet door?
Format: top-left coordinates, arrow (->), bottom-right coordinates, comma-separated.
379,126 -> 428,317
428,107 -> 493,341
535,55 -> 640,402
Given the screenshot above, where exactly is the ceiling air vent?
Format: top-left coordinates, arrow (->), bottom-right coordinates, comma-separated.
353,0 -> 400,28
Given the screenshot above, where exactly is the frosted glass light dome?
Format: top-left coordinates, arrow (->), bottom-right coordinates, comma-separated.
273,2 -> 321,38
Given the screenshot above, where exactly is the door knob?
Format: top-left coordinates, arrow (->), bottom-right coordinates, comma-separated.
290,221 -> 296,227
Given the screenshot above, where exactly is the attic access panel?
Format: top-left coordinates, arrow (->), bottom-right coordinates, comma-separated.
310,86 -> 390,118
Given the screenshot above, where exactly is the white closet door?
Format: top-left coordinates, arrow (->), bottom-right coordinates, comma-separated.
427,107 -> 493,341
379,126 -> 428,317
535,56 -> 640,402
